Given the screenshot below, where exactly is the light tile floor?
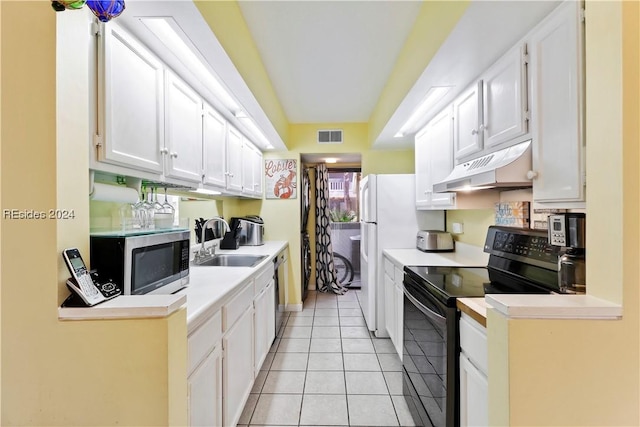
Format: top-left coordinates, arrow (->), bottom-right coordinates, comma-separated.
238,290 -> 416,427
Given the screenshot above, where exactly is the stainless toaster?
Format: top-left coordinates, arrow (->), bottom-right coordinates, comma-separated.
237,215 -> 265,246
416,230 -> 455,252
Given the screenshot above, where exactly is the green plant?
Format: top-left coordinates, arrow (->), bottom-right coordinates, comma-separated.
330,209 -> 356,222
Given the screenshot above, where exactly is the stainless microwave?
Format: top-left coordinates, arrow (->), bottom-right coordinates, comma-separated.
90,229 -> 190,295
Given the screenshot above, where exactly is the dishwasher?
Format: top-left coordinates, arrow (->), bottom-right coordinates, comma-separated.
273,251 -> 287,336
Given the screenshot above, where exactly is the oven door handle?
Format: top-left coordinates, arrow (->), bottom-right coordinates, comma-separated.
403,284 -> 446,323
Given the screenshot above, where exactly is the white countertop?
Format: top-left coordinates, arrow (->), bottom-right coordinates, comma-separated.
384,242 -> 622,321
59,294 -> 187,320
179,241 -> 288,332
383,242 -> 489,267
58,241 -> 288,330
485,294 -> 622,320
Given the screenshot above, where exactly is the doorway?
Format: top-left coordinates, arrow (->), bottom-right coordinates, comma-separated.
300,154 -> 362,296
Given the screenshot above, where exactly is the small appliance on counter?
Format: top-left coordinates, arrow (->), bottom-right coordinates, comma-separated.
416,230 -> 455,252
548,213 -> 586,294
90,229 -> 190,295
194,217 -> 225,243
220,217 -> 242,249
233,215 -> 265,246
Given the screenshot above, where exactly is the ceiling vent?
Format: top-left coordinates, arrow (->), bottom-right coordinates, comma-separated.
317,129 -> 343,144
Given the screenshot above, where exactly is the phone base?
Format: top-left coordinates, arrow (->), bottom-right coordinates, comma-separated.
61,292 -> 91,308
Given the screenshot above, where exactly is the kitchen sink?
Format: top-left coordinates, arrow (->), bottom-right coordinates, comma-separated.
193,254 -> 268,268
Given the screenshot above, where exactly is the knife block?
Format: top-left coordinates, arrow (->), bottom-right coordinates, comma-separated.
220,232 -> 240,250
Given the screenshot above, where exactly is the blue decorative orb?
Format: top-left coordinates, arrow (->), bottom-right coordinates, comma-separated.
87,0 -> 125,22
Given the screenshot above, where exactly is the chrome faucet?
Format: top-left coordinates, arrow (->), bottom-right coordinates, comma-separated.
196,217 -> 231,261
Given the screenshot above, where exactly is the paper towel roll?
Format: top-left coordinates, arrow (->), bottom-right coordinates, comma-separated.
90,183 -> 139,204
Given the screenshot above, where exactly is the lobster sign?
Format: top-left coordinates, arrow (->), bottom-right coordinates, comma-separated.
265,159 -> 297,199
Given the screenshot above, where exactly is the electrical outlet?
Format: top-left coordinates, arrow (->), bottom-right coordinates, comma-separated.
452,222 -> 464,234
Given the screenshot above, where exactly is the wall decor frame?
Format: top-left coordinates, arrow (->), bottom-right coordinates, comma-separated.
265,159 -> 297,199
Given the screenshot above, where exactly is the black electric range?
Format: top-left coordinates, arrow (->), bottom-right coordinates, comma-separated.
402,226 -> 561,427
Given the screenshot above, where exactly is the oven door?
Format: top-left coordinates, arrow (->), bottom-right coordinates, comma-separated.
403,273 -> 456,427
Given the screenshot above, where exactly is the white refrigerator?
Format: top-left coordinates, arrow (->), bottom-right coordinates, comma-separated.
359,174 -> 445,337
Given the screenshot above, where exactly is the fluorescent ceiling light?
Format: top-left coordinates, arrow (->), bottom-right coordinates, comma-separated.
325,158 -> 337,164
140,17 -> 240,113
398,86 -> 451,136
237,115 -> 274,149
191,188 -> 222,196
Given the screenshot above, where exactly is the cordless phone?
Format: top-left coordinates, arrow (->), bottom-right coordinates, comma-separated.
62,248 -> 120,306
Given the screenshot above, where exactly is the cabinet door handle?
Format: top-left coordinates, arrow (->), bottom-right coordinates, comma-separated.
170,152 -> 178,158
479,124 -> 487,131
471,129 -> 478,135
160,147 -> 169,155
526,170 -> 538,180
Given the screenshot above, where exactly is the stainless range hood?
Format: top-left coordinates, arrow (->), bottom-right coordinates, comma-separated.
433,140 -> 533,192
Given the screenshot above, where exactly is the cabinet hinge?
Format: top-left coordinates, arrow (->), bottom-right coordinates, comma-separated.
93,134 -> 103,148
580,8 -> 586,23
90,21 -> 101,37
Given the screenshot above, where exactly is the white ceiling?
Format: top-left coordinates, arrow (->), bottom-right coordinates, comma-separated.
238,1 -> 422,123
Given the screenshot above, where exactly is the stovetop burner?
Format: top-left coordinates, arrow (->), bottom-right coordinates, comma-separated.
404,265 -> 554,306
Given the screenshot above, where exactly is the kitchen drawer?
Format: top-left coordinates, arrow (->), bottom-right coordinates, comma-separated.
188,310 -> 222,375
384,257 -> 395,280
254,265 -> 274,297
460,312 -> 488,374
223,283 -> 254,331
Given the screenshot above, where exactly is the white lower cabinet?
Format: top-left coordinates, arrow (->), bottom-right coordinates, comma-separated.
383,256 -> 404,360
384,269 -> 396,345
187,311 -> 223,427
459,313 -> 488,427
187,264 -> 278,427
254,279 -> 276,377
393,267 -> 404,359
223,305 -> 254,426
188,345 -> 223,427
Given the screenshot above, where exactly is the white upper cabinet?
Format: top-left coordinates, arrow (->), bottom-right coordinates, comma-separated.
226,126 -> 244,193
529,1 -> 585,205
453,81 -> 483,160
164,71 -> 204,183
203,103 -> 228,189
451,43 -> 529,164
96,23 -> 268,199
415,106 -> 456,210
242,140 -> 263,197
99,22 -> 165,174
482,43 -> 529,149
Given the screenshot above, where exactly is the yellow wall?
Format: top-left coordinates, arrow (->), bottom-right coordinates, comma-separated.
368,1 -> 470,144
227,123 -> 414,304
489,2 -> 640,425
1,5 -> 187,424
194,0 -> 289,145
446,209 -> 494,246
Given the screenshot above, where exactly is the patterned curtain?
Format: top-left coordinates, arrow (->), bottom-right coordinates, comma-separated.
315,164 -> 348,295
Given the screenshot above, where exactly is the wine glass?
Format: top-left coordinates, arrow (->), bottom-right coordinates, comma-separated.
142,187 -> 155,228
132,190 -> 147,229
